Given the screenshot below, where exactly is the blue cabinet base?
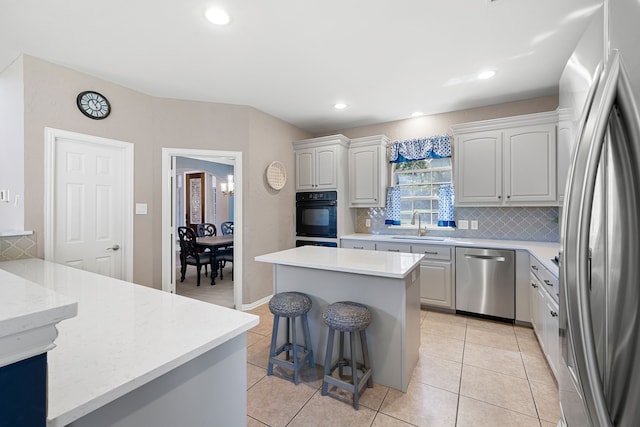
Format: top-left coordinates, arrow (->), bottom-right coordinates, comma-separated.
0,353 -> 47,427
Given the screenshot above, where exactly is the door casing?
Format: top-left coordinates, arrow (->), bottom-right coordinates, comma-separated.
162,148 -> 243,310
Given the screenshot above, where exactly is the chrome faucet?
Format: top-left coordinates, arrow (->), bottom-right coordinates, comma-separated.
411,210 -> 427,236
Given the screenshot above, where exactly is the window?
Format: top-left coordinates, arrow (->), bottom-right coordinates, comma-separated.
393,157 -> 453,227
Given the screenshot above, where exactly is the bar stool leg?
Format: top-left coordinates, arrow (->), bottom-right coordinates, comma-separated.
338,331 -> 346,378
267,315 -> 280,376
360,330 -> 373,388
322,328 -> 335,396
350,332 -> 360,410
285,318 -> 291,361
291,316 -> 299,384
302,313 -> 315,368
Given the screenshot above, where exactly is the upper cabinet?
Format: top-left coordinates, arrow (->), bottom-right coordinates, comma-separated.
348,135 -> 389,208
293,135 -> 350,191
451,111 -> 558,207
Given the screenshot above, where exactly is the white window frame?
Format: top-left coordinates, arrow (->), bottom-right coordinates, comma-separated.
390,158 -> 454,229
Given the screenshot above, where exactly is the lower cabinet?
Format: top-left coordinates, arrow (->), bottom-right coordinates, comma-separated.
529,268 -> 559,379
376,242 -> 412,253
340,239 -> 455,310
412,245 -> 455,310
341,239 -> 376,250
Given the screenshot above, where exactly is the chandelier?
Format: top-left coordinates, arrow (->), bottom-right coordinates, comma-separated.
220,175 -> 234,196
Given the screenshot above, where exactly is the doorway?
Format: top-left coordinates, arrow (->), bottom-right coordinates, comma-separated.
44,128 -> 134,280
161,148 -> 242,310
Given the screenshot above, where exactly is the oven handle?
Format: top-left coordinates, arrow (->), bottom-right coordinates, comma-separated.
297,201 -> 337,207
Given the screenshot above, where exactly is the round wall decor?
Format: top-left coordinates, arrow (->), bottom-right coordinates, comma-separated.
266,161 -> 287,190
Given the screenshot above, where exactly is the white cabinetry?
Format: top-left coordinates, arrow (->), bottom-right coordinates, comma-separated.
412,244 -> 455,310
452,111 -> 558,206
529,256 -> 559,379
341,239 -> 376,250
293,135 -> 350,191
376,241 -> 411,253
348,135 -> 389,208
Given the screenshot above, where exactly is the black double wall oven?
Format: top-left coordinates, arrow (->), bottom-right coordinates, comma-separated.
295,191 -> 338,247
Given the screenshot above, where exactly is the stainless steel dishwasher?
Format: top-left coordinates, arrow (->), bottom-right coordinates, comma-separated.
455,247 -> 515,320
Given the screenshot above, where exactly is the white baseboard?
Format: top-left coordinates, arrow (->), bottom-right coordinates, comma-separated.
240,295 -> 272,311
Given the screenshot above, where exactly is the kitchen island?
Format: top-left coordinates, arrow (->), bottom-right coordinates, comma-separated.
256,245 -> 423,392
0,259 -> 258,427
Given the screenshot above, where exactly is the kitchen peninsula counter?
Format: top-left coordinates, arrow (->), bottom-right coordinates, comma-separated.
0,259 -> 259,427
256,246 -> 423,392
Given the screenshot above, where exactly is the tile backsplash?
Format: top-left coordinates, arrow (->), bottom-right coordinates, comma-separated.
0,234 -> 37,261
356,207 -> 559,242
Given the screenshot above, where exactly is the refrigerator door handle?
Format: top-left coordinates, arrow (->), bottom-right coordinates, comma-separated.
563,51 -> 625,427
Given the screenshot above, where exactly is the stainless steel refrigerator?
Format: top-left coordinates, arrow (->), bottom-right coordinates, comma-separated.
559,0 -> 640,425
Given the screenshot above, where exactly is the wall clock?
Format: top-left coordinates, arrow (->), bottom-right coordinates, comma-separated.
76,91 -> 111,119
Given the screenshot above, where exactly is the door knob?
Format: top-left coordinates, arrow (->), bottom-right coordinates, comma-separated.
106,244 -> 120,251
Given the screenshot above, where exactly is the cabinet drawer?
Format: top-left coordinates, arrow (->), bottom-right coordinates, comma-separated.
530,257 -> 558,302
376,242 -> 412,253
341,240 -> 376,250
411,244 -> 452,261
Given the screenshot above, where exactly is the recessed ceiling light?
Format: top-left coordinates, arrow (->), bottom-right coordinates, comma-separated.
334,103 -> 348,110
205,7 -> 231,25
477,70 -> 497,80
411,111 -> 424,117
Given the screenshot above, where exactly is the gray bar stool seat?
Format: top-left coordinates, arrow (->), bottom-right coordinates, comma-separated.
321,301 -> 373,409
267,292 -> 315,385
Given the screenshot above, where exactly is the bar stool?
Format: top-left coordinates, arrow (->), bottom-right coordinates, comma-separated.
267,292 -> 315,385
321,301 -> 373,409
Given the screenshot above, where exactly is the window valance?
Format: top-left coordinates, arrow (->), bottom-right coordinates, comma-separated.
388,135 -> 452,163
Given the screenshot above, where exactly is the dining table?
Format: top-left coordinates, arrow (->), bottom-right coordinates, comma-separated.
196,235 -> 234,285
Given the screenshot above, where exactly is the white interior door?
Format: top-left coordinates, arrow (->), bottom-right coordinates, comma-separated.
45,128 -> 133,280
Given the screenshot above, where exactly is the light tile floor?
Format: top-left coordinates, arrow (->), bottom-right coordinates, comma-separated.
245,305 -> 560,427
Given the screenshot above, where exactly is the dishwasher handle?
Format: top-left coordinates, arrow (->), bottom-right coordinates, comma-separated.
464,254 -> 506,262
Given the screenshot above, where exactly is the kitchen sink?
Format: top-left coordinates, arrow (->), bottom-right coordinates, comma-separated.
391,236 -> 446,241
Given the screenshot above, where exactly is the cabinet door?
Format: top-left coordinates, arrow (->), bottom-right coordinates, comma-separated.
529,274 -> 543,339
341,240 -> 376,250
543,292 -> 559,377
420,261 -> 453,309
454,131 -> 503,205
295,148 -> 315,191
315,146 -> 338,189
349,145 -> 381,206
503,124 -> 557,204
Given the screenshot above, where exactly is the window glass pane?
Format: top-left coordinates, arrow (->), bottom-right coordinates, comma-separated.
413,172 -> 430,184
399,186 -> 413,198
433,170 -> 451,182
414,199 -> 430,210
413,186 -> 431,197
397,174 -> 412,185
430,158 -> 450,168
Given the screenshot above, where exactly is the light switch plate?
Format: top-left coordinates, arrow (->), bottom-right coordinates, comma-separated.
135,203 -> 148,215
458,220 -> 468,230
365,219 -> 371,227
471,220 -> 478,230
0,189 -> 9,202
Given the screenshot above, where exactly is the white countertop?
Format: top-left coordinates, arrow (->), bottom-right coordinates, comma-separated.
0,269 -> 77,367
255,245 -> 423,279
341,233 -> 560,277
0,259 -> 259,427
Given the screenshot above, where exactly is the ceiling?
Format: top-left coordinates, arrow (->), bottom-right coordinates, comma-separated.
0,0 -> 602,134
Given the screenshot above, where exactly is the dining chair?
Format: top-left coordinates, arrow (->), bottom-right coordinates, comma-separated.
221,221 -> 234,235
197,223 -> 217,237
177,226 -> 213,286
218,221 -> 234,280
